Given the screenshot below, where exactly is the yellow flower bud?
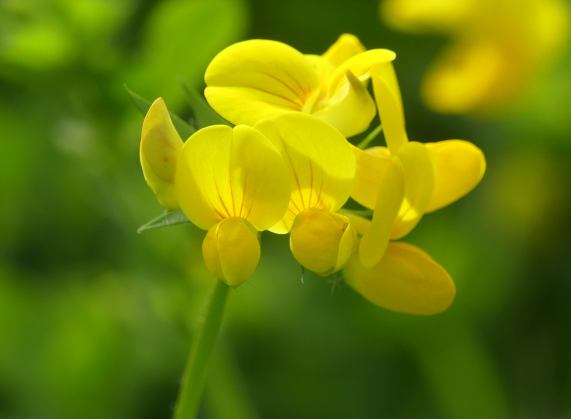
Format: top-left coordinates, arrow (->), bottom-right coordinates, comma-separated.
140,98 -> 183,209
289,209 -> 357,276
202,217 -> 261,287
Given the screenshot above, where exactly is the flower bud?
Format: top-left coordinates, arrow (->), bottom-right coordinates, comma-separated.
289,208 -> 357,276
140,98 -> 183,209
202,217 -> 261,287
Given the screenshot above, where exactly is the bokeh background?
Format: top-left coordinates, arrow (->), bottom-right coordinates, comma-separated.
1,0 -> 570,418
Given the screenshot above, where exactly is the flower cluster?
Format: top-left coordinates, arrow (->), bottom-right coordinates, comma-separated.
139,34 -> 485,315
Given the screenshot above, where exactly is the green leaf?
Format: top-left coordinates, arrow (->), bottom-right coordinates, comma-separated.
127,0 -> 247,105
137,209 -> 190,234
124,83 -> 151,115
124,84 -> 196,138
182,82 -> 227,127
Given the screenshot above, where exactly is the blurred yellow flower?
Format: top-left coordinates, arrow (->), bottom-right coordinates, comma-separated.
204,34 -> 396,137
380,0 -> 569,113
344,62 -> 485,314
255,113 -> 357,276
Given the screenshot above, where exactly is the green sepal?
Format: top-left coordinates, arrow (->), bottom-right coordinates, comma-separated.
137,209 -> 190,234
182,82 -> 228,127
124,84 -> 196,138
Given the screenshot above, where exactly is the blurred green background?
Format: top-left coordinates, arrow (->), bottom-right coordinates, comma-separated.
1,0 -> 570,418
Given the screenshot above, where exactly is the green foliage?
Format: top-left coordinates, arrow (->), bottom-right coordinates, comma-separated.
1,0 -> 570,418
126,0 -> 248,104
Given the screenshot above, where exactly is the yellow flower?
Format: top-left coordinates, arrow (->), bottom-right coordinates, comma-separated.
254,113 -> 357,276
204,34 -> 396,137
344,62 -> 485,314
175,123 -> 292,286
380,0 -> 569,113
141,99 -> 291,286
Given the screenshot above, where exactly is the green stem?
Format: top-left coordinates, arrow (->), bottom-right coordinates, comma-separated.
357,124 -> 383,149
341,208 -> 373,218
174,280 -> 230,419
205,345 -> 259,419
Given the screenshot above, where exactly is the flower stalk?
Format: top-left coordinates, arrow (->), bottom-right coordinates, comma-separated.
357,124 -> 383,149
174,280 -> 230,419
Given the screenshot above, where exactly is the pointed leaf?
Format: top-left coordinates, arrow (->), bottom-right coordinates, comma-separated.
124,84 -> 196,138
182,82 -> 228,127
137,210 -> 190,234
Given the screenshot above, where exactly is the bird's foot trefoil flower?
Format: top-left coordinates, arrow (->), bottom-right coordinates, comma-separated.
134,32 -> 489,419
141,99 -> 291,286
255,112 -> 357,275
138,33 -> 486,313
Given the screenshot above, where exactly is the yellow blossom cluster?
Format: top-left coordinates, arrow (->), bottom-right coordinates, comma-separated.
139,34 -> 485,315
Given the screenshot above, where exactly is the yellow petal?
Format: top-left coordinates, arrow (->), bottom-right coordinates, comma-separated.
328,49 -> 397,93
425,140 -> 486,212
140,97 -> 183,209
255,113 -> 356,233
359,157 -> 405,267
229,126 -> 292,230
352,144 -> 433,240
313,70 -> 376,137
370,63 -> 408,153
204,39 -> 320,125
322,33 -> 366,67
304,54 -> 336,83
176,124 -> 291,231
290,209 -> 357,276
391,141 -> 435,239
351,145 -> 391,210
345,242 -> 455,315
202,217 -> 260,286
